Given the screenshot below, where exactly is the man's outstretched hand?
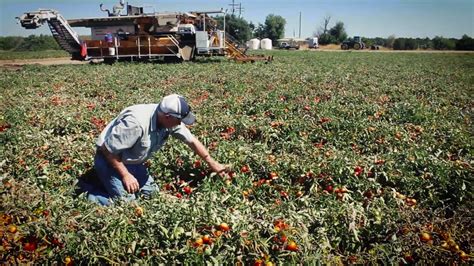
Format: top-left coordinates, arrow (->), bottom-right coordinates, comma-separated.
122,173 -> 139,193
209,161 -> 231,177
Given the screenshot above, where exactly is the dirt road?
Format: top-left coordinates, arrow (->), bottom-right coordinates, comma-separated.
0,57 -> 87,70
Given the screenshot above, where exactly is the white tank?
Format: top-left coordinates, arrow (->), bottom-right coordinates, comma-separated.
260,38 -> 273,50
246,38 -> 260,50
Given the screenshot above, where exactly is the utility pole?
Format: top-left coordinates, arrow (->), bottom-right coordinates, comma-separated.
299,12 -> 302,38
237,3 -> 245,18
229,0 -> 239,16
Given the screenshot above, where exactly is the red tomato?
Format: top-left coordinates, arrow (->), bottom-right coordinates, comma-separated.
202,235 -> 212,244
274,233 -> 288,244
51,237 -> 61,246
183,186 -> 192,195
274,220 -> 289,231
241,165 -> 250,173
364,190 -> 374,199
269,172 -> 278,180
354,166 -> 363,176
404,254 -> 414,263
193,238 -> 203,247
213,230 -> 223,237
286,241 -> 298,251
23,242 -> 37,252
253,259 -> 264,266
319,117 -> 331,123
218,223 -> 230,232
164,183 -> 174,191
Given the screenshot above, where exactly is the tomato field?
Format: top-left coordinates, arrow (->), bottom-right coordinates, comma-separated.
0,50 -> 473,264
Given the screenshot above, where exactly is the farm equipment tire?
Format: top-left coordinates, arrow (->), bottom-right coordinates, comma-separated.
354,43 -> 361,50
341,44 -> 349,50
164,56 -> 183,63
104,58 -> 117,64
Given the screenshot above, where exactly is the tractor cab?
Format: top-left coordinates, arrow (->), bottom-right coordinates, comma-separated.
341,36 -> 365,50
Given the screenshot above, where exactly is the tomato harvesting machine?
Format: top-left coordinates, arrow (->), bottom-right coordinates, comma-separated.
17,1 -> 272,63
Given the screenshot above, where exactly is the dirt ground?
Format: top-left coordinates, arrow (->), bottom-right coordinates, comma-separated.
0,57 -> 87,70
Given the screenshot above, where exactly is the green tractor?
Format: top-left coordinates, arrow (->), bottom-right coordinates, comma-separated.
341,36 -> 365,50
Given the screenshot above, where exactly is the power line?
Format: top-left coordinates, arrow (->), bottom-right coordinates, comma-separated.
229,1 -> 244,17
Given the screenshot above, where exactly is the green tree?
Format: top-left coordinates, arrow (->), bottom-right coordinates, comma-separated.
456,34 -> 474,50
318,33 -> 335,45
215,15 -> 252,43
393,38 -> 406,50
432,36 -> 455,50
263,14 -> 286,43
373,37 -> 386,46
418,37 -> 432,49
405,38 -> 417,50
0,36 -> 24,50
17,35 -> 60,51
328,21 -> 347,44
253,23 -> 266,39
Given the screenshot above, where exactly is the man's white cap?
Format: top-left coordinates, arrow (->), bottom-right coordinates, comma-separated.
158,94 -> 196,125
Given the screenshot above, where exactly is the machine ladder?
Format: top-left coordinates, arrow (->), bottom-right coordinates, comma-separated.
17,9 -> 82,56
224,34 -> 272,63
223,34 -> 247,59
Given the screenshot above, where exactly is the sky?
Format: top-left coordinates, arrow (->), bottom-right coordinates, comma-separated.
1,0 -> 473,39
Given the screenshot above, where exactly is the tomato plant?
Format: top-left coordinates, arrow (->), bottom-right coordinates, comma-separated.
0,50 -> 472,264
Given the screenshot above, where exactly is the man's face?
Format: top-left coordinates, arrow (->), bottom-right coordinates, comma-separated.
161,114 -> 181,128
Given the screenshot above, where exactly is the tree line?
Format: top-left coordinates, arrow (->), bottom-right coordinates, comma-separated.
0,35 -> 60,51
314,16 -> 474,50
1,16 -> 473,51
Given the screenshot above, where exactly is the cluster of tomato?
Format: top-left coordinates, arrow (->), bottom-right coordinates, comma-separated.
0,122 -> 11,132
399,223 -> 470,263
421,228 -> 470,261
220,126 -> 236,140
250,171 -> 279,192
163,179 -> 193,199
90,116 -> 106,132
272,219 -> 298,252
190,223 -> 231,253
1,212 -> 72,264
251,219 -> 299,266
162,159 -> 210,198
242,170 -> 301,204
253,257 -> 275,266
394,191 -> 417,207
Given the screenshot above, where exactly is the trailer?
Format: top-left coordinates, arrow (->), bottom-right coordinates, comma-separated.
17,1 -> 271,63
